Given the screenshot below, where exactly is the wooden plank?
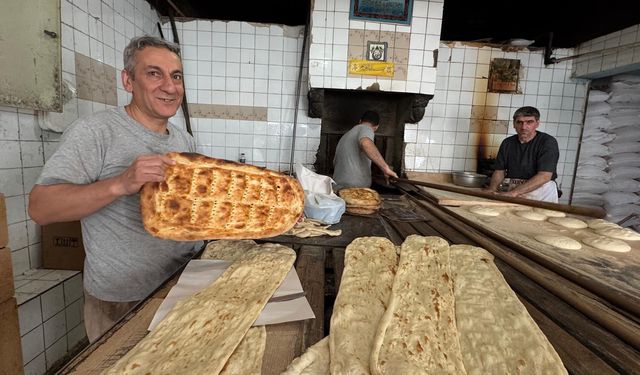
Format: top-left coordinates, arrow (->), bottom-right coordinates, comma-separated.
296,246 -> 326,349
419,186 -> 519,207
518,297 -> 618,375
443,204 -> 640,318
386,220 -> 420,238
332,248 -> 345,292
262,322 -> 304,375
496,259 -> 640,374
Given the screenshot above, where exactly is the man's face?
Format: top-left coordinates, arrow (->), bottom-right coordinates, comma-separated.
514,115 -> 539,142
122,46 -> 184,121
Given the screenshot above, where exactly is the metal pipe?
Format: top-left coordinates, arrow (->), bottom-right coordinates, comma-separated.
288,2 -> 310,175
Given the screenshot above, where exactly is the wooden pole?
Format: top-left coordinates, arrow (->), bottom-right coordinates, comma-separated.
394,177 -> 606,218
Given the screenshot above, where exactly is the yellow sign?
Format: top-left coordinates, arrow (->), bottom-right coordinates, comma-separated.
348,60 -> 394,77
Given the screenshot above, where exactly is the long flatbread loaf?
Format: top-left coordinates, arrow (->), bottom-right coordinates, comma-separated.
450,245 -> 568,374
370,235 -> 467,375
103,244 -> 295,375
330,237 -> 398,374
201,239 -> 258,260
220,326 -> 266,375
281,336 -> 331,375
141,152 -> 304,240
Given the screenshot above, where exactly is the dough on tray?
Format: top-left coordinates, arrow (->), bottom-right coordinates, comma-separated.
582,236 -> 631,253
548,217 -> 588,229
514,210 -> 548,221
534,235 -> 582,250
469,205 -> 500,217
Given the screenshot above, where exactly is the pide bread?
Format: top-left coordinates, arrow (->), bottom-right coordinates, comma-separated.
140,152 -> 304,240
339,188 -> 382,215
339,188 -> 381,207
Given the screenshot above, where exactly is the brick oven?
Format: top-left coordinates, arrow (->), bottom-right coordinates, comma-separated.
308,87 -> 432,181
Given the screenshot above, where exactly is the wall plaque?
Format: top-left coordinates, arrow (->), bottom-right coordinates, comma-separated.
488,58 -> 521,93
348,60 -> 395,77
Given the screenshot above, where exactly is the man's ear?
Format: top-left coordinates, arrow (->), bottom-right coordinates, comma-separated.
121,69 -> 134,93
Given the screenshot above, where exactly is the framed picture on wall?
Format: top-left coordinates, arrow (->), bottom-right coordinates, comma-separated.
350,0 -> 413,25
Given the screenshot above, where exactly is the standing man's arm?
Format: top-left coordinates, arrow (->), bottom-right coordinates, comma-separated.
485,169 -> 505,193
499,171 -> 553,197
29,155 -> 175,225
359,138 -> 398,182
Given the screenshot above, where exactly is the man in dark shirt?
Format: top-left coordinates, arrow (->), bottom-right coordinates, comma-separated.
485,106 -> 560,202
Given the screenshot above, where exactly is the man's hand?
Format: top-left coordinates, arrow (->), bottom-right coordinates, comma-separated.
382,166 -> 398,184
114,154 -> 176,196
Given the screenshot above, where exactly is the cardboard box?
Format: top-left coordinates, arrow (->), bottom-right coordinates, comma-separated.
0,193 -> 7,248
0,298 -> 24,375
0,247 -> 14,304
42,221 -> 85,271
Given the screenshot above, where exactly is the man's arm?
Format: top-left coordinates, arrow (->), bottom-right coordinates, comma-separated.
484,169 -> 505,193
500,171 -> 553,198
359,138 -> 398,181
29,155 -> 174,225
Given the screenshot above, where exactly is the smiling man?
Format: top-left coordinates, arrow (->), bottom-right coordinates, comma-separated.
484,106 -> 560,202
29,36 -> 198,342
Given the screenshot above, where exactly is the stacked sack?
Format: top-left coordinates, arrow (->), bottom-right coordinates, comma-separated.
338,188 -> 382,215
573,89 -> 612,208
602,75 -> 640,222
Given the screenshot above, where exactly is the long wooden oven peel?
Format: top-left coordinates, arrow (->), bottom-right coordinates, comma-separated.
393,177 -> 606,219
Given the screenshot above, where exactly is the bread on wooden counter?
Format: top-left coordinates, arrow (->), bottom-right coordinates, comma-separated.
140,152 -> 304,240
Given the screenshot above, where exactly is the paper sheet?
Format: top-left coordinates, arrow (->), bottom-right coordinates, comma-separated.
149,259 -> 315,331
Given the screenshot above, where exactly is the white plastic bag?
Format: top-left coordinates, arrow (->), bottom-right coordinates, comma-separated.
294,164 -> 345,224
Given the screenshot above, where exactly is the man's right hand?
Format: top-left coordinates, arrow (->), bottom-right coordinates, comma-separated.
114,154 -> 176,196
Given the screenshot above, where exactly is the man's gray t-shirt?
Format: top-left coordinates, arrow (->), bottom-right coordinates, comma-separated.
332,124 -> 375,190
37,107 -> 197,302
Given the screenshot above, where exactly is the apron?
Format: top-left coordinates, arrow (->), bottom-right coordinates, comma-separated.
509,180 -> 558,203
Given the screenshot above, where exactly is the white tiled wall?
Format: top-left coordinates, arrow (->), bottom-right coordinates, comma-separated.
163,20 -> 319,172
0,0 -> 162,373
405,42 -> 589,202
574,24 -> 640,78
309,0 -> 443,94
17,272 -> 84,374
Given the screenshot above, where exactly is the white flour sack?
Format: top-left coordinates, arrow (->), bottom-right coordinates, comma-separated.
603,192 -> 640,205
588,90 -> 610,102
572,193 -> 605,207
609,179 -> 640,193
579,142 -> 610,157
608,152 -> 640,168
577,156 -> 607,169
608,142 -> 640,155
586,102 -> 611,117
573,178 -> 609,194
584,116 -> 612,130
610,126 -> 640,142
576,165 -> 609,182
605,203 -> 640,222
609,166 -> 640,180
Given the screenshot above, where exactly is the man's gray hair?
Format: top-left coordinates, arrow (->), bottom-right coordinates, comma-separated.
123,35 -> 181,78
513,106 -> 540,121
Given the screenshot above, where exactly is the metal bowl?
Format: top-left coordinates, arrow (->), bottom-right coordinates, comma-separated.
451,171 -> 488,188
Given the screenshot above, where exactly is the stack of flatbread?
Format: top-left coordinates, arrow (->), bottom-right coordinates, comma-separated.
104,242 -> 296,375
283,235 -> 568,375
338,188 -> 381,215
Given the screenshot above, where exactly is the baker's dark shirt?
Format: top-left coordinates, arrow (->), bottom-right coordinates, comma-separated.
494,131 -> 559,180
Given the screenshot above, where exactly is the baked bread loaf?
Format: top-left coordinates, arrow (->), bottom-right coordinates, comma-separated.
140,152 -> 304,240
338,188 -> 381,215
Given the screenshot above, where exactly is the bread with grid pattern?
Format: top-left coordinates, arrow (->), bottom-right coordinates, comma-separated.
140,152 -> 304,240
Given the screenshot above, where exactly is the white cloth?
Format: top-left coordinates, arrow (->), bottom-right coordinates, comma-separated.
521,180 -> 558,203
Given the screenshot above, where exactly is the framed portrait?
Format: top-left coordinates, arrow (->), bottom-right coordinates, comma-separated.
350,0 -> 413,25
367,41 -> 388,61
